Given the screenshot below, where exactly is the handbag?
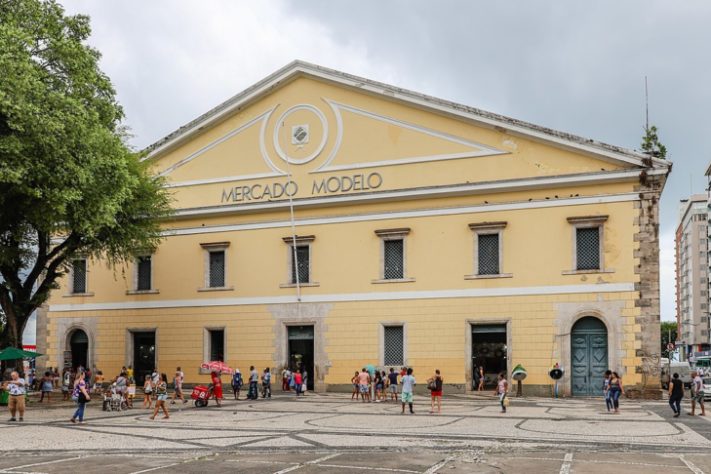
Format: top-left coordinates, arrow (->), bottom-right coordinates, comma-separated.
427,380 -> 435,391
503,397 -> 510,407
78,392 -> 89,403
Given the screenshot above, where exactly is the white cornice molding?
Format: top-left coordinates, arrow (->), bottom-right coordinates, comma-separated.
48,282 -> 635,312
142,61 -> 671,172
167,168 -> 661,219
165,192 -> 639,237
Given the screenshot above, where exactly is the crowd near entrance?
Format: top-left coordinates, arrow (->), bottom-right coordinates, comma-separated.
472,324 -> 507,389
288,325 -> 314,391
133,332 -> 156,384
571,316 -> 608,396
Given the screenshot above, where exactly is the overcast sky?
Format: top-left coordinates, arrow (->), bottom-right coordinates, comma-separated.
61,0 -> 711,323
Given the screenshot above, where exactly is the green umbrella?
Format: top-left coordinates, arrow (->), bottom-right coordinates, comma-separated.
0,347 -> 43,361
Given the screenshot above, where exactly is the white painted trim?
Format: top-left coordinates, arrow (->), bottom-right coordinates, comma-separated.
165,172 -> 283,189
142,62 -> 670,171
170,169 -> 661,218
48,282 -> 635,312
159,109 -> 277,177
272,104 -> 328,165
164,193 -> 639,237
312,100 -> 507,173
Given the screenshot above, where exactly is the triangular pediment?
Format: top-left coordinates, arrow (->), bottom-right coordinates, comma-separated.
143,61 -> 669,210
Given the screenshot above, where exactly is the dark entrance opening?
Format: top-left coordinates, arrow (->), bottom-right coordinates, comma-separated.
472,324 -> 507,389
70,330 -> 88,370
571,316 -> 608,396
288,325 -> 314,391
133,331 -> 156,384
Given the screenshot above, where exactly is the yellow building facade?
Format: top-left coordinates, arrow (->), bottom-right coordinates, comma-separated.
42,62 -> 670,396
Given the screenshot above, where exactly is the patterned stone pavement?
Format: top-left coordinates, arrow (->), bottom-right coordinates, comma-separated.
2,392 -> 711,473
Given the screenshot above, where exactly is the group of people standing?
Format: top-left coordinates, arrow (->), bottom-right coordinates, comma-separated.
349,367 -> 445,414
229,366 -> 274,401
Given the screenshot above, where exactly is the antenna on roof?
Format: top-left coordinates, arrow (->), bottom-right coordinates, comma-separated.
644,76 -> 649,132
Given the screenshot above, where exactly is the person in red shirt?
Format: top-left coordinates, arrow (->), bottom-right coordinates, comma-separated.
294,371 -> 303,396
211,371 -> 223,406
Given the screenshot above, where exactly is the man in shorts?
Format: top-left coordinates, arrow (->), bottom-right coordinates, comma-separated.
400,368 -> 415,414
358,368 -> 371,402
388,368 -> 399,402
3,371 -> 26,422
690,370 -> 706,416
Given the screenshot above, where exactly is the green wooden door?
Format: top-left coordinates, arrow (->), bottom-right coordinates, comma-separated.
571,317 -> 608,396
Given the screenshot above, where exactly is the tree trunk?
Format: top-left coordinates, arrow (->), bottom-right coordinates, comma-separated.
0,301 -> 29,377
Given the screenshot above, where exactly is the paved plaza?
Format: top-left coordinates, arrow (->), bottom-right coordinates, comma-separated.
3,392 -> 711,473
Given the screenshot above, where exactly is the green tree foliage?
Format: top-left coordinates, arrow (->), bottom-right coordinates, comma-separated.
641,125 -> 667,159
661,321 -> 678,356
0,0 -> 171,352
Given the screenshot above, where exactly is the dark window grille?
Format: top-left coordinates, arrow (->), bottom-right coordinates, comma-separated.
137,256 -> 152,291
291,245 -> 310,284
209,251 -> 225,288
72,259 -> 87,293
576,227 -> 601,270
478,233 -> 500,275
209,329 -> 224,361
383,239 -> 404,280
384,326 -> 404,365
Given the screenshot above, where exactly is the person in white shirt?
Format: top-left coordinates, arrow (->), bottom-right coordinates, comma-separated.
171,367 -> 186,404
690,371 -> 706,416
3,371 -> 26,422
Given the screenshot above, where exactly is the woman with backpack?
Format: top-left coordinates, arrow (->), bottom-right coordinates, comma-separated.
231,369 -> 243,400
428,369 -> 443,414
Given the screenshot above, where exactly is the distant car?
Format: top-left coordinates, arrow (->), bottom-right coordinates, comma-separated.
661,361 -> 692,389
703,380 -> 711,401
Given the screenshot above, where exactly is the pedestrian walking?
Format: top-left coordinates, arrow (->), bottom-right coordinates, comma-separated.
689,370 -> 706,416
211,370 -> 224,407
294,370 -> 303,397
400,368 -> 416,414
301,368 -> 308,395
150,373 -> 169,420
171,367 -> 186,404
496,372 -> 509,414
388,368 -> 399,402
61,368 -> 72,401
70,371 -> 90,424
669,372 -> 684,418
428,369 -> 443,414
248,366 -> 259,400
603,370 -> 612,412
262,368 -> 272,399
231,369 -> 243,400
40,371 -> 53,403
143,375 -> 153,409
3,371 -> 27,422
609,371 -> 624,414
477,366 -> 485,391
282,368 -> 290,391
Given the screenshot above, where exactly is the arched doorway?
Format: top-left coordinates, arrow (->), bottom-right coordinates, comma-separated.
571,316 -> 608,396
69,329 -> 89,370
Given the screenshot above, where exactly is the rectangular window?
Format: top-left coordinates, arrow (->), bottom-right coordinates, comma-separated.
291,245 -> 310,284
383,325 -> 404,365
208,329 -> 224,362
72,259 -> 87,294
136,256 -> 152,291
383,239 -> 404,280
478,234 -> 500,275
576,227 -> 601,270
208,250 -> 225,288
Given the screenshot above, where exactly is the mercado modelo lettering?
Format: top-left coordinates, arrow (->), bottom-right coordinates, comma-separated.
221,172 -> 383,202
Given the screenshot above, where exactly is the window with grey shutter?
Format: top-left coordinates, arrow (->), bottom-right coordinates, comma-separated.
72,259 -> 87,293
291,245 -> 310,284
576,227 -> 600,270
383,239 -> 404,280
478,233 -> 500,275
209,250 -> 225,288
384,326 -> 404,365
137,256 -> 152,291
